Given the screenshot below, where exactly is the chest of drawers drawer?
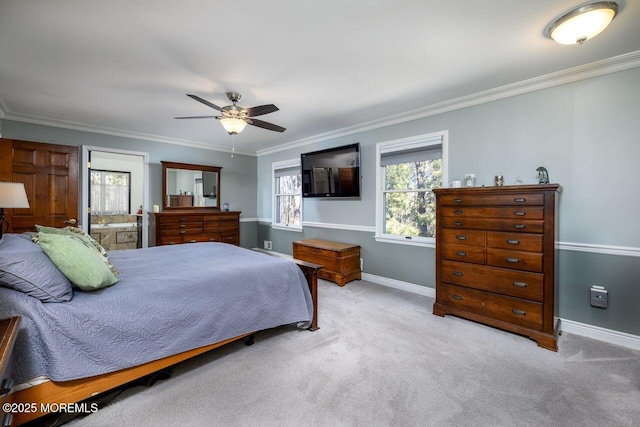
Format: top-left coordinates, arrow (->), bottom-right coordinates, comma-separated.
441,260 -> 543,301
440,229 -> 485,247
439,283 -> 543,331
442,244 -> 486,264
439,193 -> 544,206
486,232 -> 543,252
440,206 -> 545,219
440,217 -> 544,233
487,249 -> 543,273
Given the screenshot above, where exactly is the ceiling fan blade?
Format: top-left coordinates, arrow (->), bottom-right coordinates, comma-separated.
244,104 -> 279,117
186,94 -> 222,111
174,115 -> 219,119
248,118 -> 286,133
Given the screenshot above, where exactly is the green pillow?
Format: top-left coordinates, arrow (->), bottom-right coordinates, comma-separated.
34,225 -> 120,275
37,233 -> 119,291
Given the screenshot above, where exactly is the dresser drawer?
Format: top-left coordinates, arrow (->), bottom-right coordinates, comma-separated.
160,228 -> 203,237
442,244 -> 485,264
440,206 -> 545,219
486,232 -> 543,252
487,249 -> 543,273
158,215 -> 203,224
439,193 -> 544,206
441,260 -> 543,301
440,229 -> 485,247
439,283 -> 543,330
440,217 -> 544,233
160,222 -> 202,231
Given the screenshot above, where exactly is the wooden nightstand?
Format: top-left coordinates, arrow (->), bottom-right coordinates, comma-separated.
293,239 -> 361,286
1,316 -> 21,427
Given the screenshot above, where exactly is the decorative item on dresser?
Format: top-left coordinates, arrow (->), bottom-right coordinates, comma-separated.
432,184 -> 560,351
293,239 -> 361,286
1,316 -> 21,427
152,210 -> 240,246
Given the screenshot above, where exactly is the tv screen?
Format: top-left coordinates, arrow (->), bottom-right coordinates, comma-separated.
301,143 -> 361,198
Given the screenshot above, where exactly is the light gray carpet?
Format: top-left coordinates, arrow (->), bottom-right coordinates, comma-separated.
62,279 -> 639,427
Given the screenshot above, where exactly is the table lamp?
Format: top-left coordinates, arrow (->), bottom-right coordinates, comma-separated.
0,182 -> 30,238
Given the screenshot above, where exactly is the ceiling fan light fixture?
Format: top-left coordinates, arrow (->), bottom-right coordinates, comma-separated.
548,1 -> 618,45
220,117 -> 247,135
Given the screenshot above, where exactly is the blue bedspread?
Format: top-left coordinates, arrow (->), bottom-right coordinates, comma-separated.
0,243 -> 313,383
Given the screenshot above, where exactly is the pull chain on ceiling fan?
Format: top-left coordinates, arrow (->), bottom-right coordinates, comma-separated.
175,92 -> 286,135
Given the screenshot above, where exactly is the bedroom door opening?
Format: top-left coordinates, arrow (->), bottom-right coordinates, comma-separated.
81,147 -> 149,249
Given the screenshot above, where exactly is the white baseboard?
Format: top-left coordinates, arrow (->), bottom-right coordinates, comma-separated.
559,319 -> 640,351
268,252 -> 640,352
361,273 -> 435,298
363,273 -> 640,352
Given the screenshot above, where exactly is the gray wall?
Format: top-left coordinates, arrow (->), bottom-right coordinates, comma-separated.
257,67 -> 640,336
0,120 -> 259,248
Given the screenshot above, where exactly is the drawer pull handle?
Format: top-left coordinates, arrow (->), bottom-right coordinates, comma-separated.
455,235 -> 467,240
513,281 -> 528,288
514,211 -> 526,216
506,257 -> 521,263
514,224 -> 526,229
452,271 -> 464,277
453,221 -> 463,226
180,224 -> 186,228
506,239 -> 520,245
180,230 -> 186,234
514,198 -> 526,202
452,294 -> 463,301
179,218 -> 187,221
512,309 -> 526,316
453,198 -> 463,203
453,210 -> 463,215
456,251 -> 467,257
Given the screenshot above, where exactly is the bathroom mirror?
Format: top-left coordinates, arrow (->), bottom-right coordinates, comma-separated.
161,161 -> 222,210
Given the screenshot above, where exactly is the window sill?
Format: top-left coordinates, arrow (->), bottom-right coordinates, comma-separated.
373,235 -> 435,248
272,224 -> 303,232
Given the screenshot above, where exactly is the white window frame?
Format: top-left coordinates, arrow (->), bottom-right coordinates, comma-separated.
91,169 -> 131,215
374,130 -> 448,247
272,158 -> 303,232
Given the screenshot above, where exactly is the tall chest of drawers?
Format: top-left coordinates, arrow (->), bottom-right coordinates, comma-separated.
152,210 -> 240,246
432,184 -> 560,351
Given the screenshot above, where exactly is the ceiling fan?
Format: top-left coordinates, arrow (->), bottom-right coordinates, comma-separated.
175,92 -> 286,135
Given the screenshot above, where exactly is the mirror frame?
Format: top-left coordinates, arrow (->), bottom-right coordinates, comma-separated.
161,161 -> 222,210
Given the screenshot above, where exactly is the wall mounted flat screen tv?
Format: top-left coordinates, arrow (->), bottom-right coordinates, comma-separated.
301,143 -> 361,198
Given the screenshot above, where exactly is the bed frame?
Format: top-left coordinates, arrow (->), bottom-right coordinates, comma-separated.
9,255 -> 321,425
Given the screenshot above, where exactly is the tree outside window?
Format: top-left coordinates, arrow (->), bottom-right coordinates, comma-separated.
376,132 -> 447,246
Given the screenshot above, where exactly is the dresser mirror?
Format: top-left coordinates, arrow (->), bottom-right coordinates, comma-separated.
161,161 -> 222,210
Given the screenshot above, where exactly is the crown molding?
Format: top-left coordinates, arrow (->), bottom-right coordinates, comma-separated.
1,111 -> 256,156
257,49 -> 640,156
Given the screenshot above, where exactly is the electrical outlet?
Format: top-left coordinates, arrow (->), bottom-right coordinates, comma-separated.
264,240 -> 272,250
590,285 -> 608,308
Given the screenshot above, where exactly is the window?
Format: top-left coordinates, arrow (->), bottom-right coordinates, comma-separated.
375,131 -> 448,247
91,170 -> 131,214
273,159 -> 302,231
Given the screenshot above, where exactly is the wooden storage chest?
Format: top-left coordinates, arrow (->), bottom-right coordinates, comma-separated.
293,239 -> 361,286
432,184 -> 560,351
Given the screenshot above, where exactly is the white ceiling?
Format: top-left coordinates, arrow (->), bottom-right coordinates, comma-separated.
1,1 -> 639,155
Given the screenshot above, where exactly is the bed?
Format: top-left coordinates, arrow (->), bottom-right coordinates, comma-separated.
0,232 -> 320,425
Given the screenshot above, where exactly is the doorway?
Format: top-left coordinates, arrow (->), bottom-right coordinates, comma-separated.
81,146 -> 149,249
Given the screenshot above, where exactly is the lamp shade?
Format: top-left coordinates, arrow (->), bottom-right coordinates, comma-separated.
0,182 -> 30,208
549,2 -> 618,45
220,117 -> 247,135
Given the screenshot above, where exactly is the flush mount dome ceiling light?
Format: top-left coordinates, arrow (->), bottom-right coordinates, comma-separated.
548,1 -> 619,45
